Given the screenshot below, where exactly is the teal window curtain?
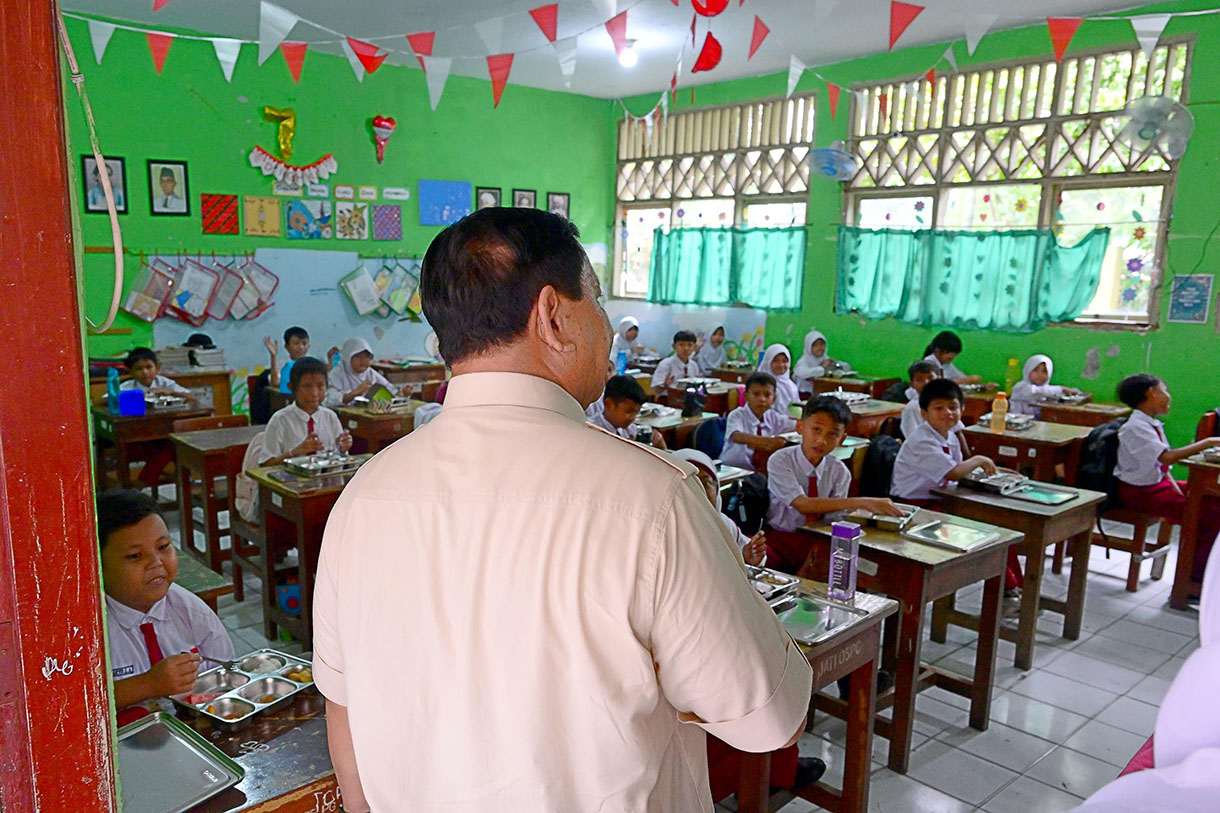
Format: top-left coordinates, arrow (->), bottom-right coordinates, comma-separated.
648,226 -> 805,310
835,226 -> 1111,332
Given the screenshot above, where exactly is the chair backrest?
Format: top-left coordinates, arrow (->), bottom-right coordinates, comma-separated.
172,414 -> 249,433
228,432 -> 266,524
858,435 -> 901,498
1196,410 -> 1220,441
693,416 -> 727,459
248,369 -> 273,425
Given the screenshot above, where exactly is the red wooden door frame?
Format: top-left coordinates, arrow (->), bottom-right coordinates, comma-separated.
0,0 -> 117,809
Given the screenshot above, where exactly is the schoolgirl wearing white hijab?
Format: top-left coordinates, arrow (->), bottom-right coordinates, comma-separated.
608,316 -> 642,362
696,325 -> 727,371
1010,354 -> 1080,417
792,329 -> 839,393
325,337 -> 395,406
670,448 -> 766,566
758,343 -> 800,421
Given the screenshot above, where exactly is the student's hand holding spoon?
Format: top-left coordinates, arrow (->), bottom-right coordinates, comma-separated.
148,652 -> 201,697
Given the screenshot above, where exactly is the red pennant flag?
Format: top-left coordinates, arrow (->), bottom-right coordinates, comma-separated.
146,32 -> 173,74
347,38 -> 387,74
879,92 -> 889,120
671,72 -> 678,103
1047,17 -> 1082,62
487,53 -> 514,107
407,31 -> 435,70
691,14 -> 697,47
605,11 -> 628,57
889,2 -> 924,50
529,5 -> 558,43
671,0 -> 679,4
692,32 -> 722,72
692,0 -> 729,17
748,16 -> 769,60
925,67 -> 935,84
152,0 -> 173,9
827,83 -> 841,118
280,41 -> 307,83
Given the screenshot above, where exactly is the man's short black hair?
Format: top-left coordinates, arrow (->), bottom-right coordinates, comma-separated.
284,326 -> 309,344
289,356 -> 329,390
603,374 -> 646,406
919,377 -> 964,410
673,330 -> 697,344
908,360 -> 939,381
420,207 -> 588,365
802,394 -> 851,426
125,347 -> 158,369
96,489 -> 161,551
745,372 -> 776,392
924,330 -> 963,357
185,333 -> 214,349
1117,374 -> 1162,408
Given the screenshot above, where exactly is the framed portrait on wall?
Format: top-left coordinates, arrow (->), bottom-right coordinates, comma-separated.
148,159 -> 190,216
81,155 -> 127,214
512,188 -> 536,208
476,187 -> 501,210
547,192 -> 570,219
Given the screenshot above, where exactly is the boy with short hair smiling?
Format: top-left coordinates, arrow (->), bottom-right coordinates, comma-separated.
721,372 -> 793,470
120,347 -> 192,398
900,359 -> 956,440
264,325 -> 312,394
261,357 -> 353,465
891,378 -> 996,504
650,329 -> 703,389
585,374 -> 667,448
98,489 -> 233,724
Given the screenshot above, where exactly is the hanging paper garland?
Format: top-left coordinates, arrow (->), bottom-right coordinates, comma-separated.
692,32 -> 722,72
692,0 -> 729,17
248,147 -> 337,185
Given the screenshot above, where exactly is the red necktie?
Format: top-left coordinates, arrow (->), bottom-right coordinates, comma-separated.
140,622 -> 164,666
803,470 -> 821,523
307,416 -> 315,435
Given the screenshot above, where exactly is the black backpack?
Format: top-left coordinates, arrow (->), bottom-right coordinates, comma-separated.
859,435 -> 902,497
693,416 -> 727,460
248,369 -> 273,425
1077,417 -> 1129,511
723,473 -> 770,535
879,380 -> 908,405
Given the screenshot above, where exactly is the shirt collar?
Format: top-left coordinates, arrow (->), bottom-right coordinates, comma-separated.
286,402 -> 319,421
1129,409 -> 1160,428
905,387 -> 918,401
105,591 -> 170,630
444,372 -> 588,424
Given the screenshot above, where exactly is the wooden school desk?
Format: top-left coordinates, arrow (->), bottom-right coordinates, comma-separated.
812,375 -> 902,400
787,399 -> 904,438
1036,401 -> 1130,428
712,364 -> 756,385
731,584 -> 897,813
335,400 -> 425,453
89,368 -> 234,416
634,410 -> 717,448
962,421 -> 1093,484
175,551 -> 234,613
171,424 -> 264,573
661,381 -> 740,415
266,388 -> 292,416
962,391 -> 998,426
371,359 -> 446,388
800,510 -> 1018,773
93,402 -> 213,490
248,460 -> 367,645
1171,454 -> 1220,609
931,484 -> 1103,670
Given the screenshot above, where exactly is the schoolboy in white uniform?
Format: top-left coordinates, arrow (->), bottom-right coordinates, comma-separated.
650,329 -> 703,389
721,372 -> 792,470
891,379 -> 996,503
585,374 -> 667,448
119,347 -> 192,396
261,356 -> 353,464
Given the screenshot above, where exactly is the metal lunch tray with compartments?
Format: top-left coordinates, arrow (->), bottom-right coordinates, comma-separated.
146,394 -> 188,409
1040,393 -> 1090,406
957,470 -> 1078,505
959,383 -> 985,394
845,503 -> 920,533
977,412 -> 1035,431
170,649 -> 315,731
675,377 -> 722,388
776,593 -> 869,646
117,711 -> 245,813
746,565 -> 801,606
825,389 -> 870,406
283,452 -> 365,478
1203,447 -> 1220,464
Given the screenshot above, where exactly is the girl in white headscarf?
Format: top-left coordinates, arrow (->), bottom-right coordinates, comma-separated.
608,316 -> 642,363
758,343 -> 800,421
696,325 -> 727,372
671,448 -> 767,566
325,337 -> 395,406
792,329 -> 839,393
1010,354 -> 1080,417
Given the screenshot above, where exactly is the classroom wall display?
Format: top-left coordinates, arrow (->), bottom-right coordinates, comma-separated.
547,192 -> 570,218
148,159 -> 189,216
307,183 -> 330,197
285,199 -> 332,239
244,195 -> 282,236
200,193 -> 239,235
81,155 -> 127,214
383,187 -> 411,201
358,185 -> 378,201
476,187 -> 501,210
604,300 -> 767,363
335,184 -> 355,200
335,201 -> 370,239
272,178 -> 304,196
513,188 -> 536,208
1167,274 -> 1213,324
372,205 -> 403,241
418,180 -> 472,225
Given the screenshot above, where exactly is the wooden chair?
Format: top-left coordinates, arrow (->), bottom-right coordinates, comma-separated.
171,414 -> 249,433
1089,508 -> 1173,592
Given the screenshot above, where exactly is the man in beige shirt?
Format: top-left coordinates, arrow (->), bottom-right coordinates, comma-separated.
313,207 -> 813,811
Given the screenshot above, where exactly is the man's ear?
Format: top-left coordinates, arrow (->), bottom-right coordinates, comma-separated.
534,285 -> 576,354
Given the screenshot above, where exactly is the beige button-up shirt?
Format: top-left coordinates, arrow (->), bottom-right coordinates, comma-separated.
312,371 -> 811,811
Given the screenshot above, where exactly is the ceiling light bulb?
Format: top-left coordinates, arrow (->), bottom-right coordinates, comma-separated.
619,41 -> 638,68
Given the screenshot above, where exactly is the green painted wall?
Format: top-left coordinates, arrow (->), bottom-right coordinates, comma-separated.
622,0 -> 1220,443
64,17 -> 617,358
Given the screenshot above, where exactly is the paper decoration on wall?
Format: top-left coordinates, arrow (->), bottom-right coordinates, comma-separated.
692,32 -> 722,73
1168,274 -> 1213,324
280,41 -> 307,82
942,44 -> 958,70
1047,17 -> 1082,62
340,267 -> 383,315
307,183 -> 329,197
380,262 -> 417,314
418,180 -> 472,226
530,4 -> 559,42
827,83 -> 841,118
406,30 -> 435,69
1131,14 -> 1172,59
340,38 -> 367,81
249,149 -> 336,185
487,54 -> 514,107
965,13 -> 997,55
554,36 -> 578,88
263,106 -> 295,159
358,185 -> 378,200
347,38 -> 388,73
748,16 -> 768,60
258,1 -> 299,65
476,17 -> 505,54
153,0 -> 173,11
372,205 -> 403,241
383,187 -> 410,200
889,2 -> 924,50
692,0 -> 728,17
244,195 -> 282,236
422,56 -> 452,110
371,115 -> 396,163
285,199 -> 332,239
605,11 -> 628,58
88,20 -> 116,64
335,201 -> 370,239
786,55 -> 805,98
146,32 -> 173,74
211,39 -> 241,82
201,194 -> 239,234
335,185 -> 354,200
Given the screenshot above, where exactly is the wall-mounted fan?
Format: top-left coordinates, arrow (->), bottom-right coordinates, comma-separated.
1114,96 -> 1195,160
809,140 -> 861,182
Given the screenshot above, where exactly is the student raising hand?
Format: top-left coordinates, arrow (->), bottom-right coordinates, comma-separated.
743,531 -> 767,566
146,652 -> 201,697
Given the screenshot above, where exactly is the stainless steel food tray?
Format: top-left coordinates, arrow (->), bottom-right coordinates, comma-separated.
284,452 -> 364,478
777,593 -> 869,646
746,565 -> 801,605
846,503 -> 919,533
170,648 -> 315,732
117,711 -> 244,813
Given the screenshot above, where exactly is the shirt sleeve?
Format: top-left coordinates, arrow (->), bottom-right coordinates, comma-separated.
900,401 -> 920,439
324,383 -> 344,407
159,376 -> 191,395
650,358 -> 671,389
767,450 -> 806,509
824,458 -> 851,499
910,432 -> 956,488
647,476 -> 812,752
311,494 -> 349,705
179,588 -> 236,661
260,414 -> 288,461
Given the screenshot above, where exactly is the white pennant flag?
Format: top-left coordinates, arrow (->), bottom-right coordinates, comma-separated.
211,38 -> 242,82
942,44 -> 958,71
475,17 -> 504,55
88,20 -> 116,64
644,111 -> 655,141
258,1 -> 299,65
422,56 -> 451,110
787,55 -> 806,99
340,38 -> 366,82
964,13 -> 997,55
660,90 -> 669,122
1131,14 -> 1172,60
554,35 -> 578,88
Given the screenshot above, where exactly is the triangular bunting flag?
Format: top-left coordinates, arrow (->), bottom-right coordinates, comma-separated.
530,4 -> 559,43
88,20 -> 116,64
605,11 -> 628,58
1131,14 -> 1172,60
280,41 -> 307,83
925,68 -> 935,85
691,14 -> 697,47
787,55 -> 806,98
475,17 -> 504,55
670,70 -> 678,103
340,38 -> 367,82
346,38 -> 387,74
258,1 -> 299,65
827,82 -> 841,118
748,16 -> 769,60
1047,18 -> 1082,62
692,32 -> 722,72
660,91 -> 669,121
422,56 -> 451,110
889,2 -> 924,50
554,36 -> 578,88
644,110 -> 655,140
964,13 -> 997,55
407,31 -> 435,70
878,92 -> 889,121
153,0 -> 173,9
146,32 -> 173,74
942,44 -> 957,71
211,38 -> 241,82
487,53 -> 514,107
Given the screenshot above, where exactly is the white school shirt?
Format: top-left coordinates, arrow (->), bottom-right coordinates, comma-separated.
891,421 -> 964,501
1115,409 -> 1171,487
585,399 -> 639,440
650,355 -> 703,388
721,405 -> 792,470
261,403 -> 345,461
1009,380 -> 1066,417
120,375 -> 190,395
900,388 -> 964,439
766,445 -> 852,532
924,353 -> 968,382
311,372 -> 812,811
105,584 -> 234,685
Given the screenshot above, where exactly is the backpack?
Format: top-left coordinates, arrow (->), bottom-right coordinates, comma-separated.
693,416 -> 727,460
879,380 -> 908,405
248,369 -> 273,425
722,473 -> 770,535
1077,417 -> 1129,512
858,435 -> 902,498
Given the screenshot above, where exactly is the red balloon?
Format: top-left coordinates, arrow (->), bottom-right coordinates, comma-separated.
691,31 -> 722,72
692,0 -> 729,16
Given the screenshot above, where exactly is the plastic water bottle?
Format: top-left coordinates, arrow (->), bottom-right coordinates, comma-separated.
106,367 -> 121,406
990,391 -> 1009,433
828,521 -> 862,601
616,350 -> 628,375
1004,357 -> 1020,394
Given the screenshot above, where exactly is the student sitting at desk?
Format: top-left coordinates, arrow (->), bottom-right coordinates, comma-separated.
766,396 -> 902,573
673,449 -> 765,565
585,374 -> 667,449
900,360 -> 968,440
923,330 -> 989,388
264,325 -> 312,394
759,343 -> 801,420
609,316 -> 643,362
696,325 -> 726,371
262,357 -> 352,466
325,337 -> 396,407
98,489 -> 234,726
792,329 -> 839,394
1010,354 -> 1081,417
721,372 -> 792,471
120,347 -> 192,398
650,330 -> 703,389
